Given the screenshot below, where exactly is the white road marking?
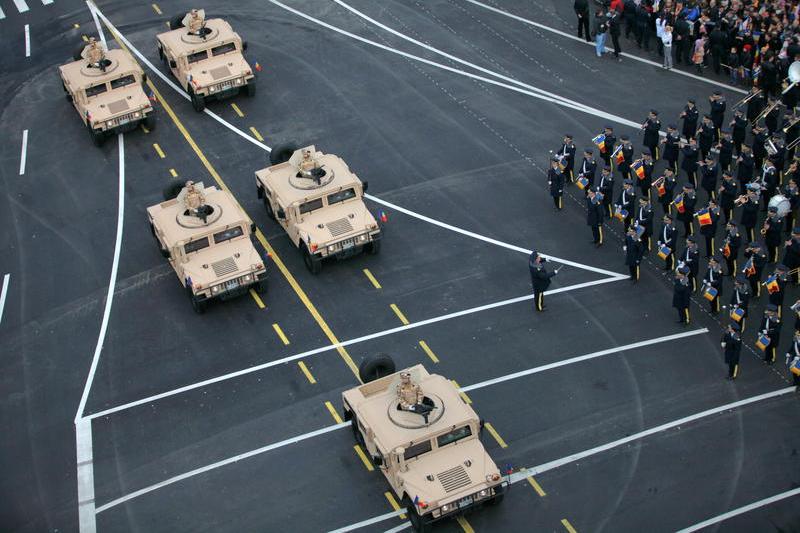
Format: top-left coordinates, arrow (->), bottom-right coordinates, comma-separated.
42,0 -> 54,5
86,0 -> 106,50
330,512 -> 405,533
0,274 -> 10,326
13,0 -> 29,14
366,194 -> 625,278
461,0 -> 748,95
75,419 -> 96,533
94,422 -> 350,513
333,387 -> 796,532
24,24 -> 30,57
381,523 -> 410,533
675,487 -> 800,532
18,130 -> 28,175
0,6 -> 6,20
92,330 -> 697,512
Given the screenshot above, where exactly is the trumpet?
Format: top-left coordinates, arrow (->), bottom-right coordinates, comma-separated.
734,194 -> 750,206
732,88 -> 761,109
761,219 -> 770,235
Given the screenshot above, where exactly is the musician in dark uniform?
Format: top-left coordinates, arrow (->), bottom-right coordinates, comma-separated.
698,198 -> 721,258
618,135 -> 634,180
746,88 -> 766,125
548,157 -> 565,210
730,275 -> 751,333
673,266 -> 692,324
720,322 -> 742,380
642,109 -> 661,160
599,126 -> 616,170
783,178 -> 800,233
635,196 -> 654,252
785,331 -> 800,388
717,129 -> 734,172
730,108 -> 748,155
638,149 -> 654,200
739,189 -> 760,242
764,205 -> 784,263
718,171 -> 738,223
759,304 -> 782,364
761,160 -> 780,212
783,110 -> 800,162
676,182 -> 697,237
658,213 -> 678,271
529,250 -> 558,312
736,144 -> 755,194
699,154 -> 719,201
769,135 -> 786,177
656,167 -> 678,215
681,137 -> 700,188
557,134 -> 577,182
767,264 -> 789,317
577,148 -> 597,191
586,189 -> 605,247
660,124 -> 680,173
721,221 -> 742,276
765,97 -> 781,136
702,256 -> 724,314
680,98 -> 699,140
743,240 -> 768,297
624,226 -> 643,282
616,179 -> 636,231
752,123 -> 769,172
680,235 -> 701,292
697,115 -> 715,160
782,227 -> 800,284
597,166 -> 615,218
709,91 -> 726,142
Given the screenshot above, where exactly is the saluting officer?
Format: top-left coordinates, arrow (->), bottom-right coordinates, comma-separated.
548,157 -> 565,210
680,235 -> 701,292
673,266 -> 692,325
529,251 -> 558,312
764,205 -> 784,263
681,137 -> 700,188
636,196 -> 654,252
699,154 -> 719,201
759,304 -> 782,364
718,170 -> 738,223
624,226 -> 644,282
721,221 -> 742,276
598,166 -> 615,218
702,256 -> 724,314
586,189 -> 605,247
730,274 -> 751,333
782,227 -> 800,284
616,179 -> 636,230
717,129 -> 734,172
656,167 -> 678,215
697,115 -> 715,160
577,148 -> 597,191
720,322 -> 742,380
677,182 -> 697,237
557,134 -> 577,182
709,91 -> 726,142
661,124 -> 681,172
599,126 -> 616,170
743,240 -> 768,297
618,135 -> 634,180
730,108 -> 748,155
642,109 -> 662,159
658,213 -> 678,271
680,98 -> 699,140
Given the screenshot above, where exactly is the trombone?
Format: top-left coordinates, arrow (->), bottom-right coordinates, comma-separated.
754,99 -> 782,123
732,88 -> 761,109
762,267 -> 800,285
783,115 -> 800,133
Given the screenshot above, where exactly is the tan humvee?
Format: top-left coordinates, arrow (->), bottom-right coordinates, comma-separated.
254,145 -> 381,274
59,38 -> 155,146
156,9 -> 255,112
147,181 -> 268,313
342,360 -> 505,532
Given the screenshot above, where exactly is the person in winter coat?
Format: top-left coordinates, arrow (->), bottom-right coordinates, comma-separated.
574,0 -> 591,42
608,10 -> 623,61
721,322 -> 742,380
587,189 -> 605,246
661,25 -> 674,69
692,35 -> 707,73
624,225 -> 644,282
593,9 -> 609,57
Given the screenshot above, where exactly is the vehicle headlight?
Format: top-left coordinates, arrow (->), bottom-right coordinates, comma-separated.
133,112 -> 140,118
106,120 -> 114,128
235,77 -> 242,85
478,489 -> 489,498
243,274 -> 252,282
359,234 -> 367,241
211,285 -> 221,294
328,245 -> 336,253
209,86 -> 216,93
441,504 -> 451,513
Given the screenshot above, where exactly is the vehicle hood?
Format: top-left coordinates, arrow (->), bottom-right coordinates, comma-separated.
397,439 -> 500,507
86,85 -> 151,122
187,53 -> 252,87
181,240 -> 263,287
294,201 -> 378,246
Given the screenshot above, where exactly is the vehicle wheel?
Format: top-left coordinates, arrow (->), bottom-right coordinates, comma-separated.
263,196 -> 275,220
163,179 -> 185,201
72,43 -> 86,61
486,484 -> 505,506
189,290 -> 207,314
253,278 -> 268,294
89,127 -> 105,147
366,239 -> 381,255
169,15 -> 184,29
301,243 -> 322,274
245,81 -> 256,97
402,497 -> 429,533
190,90 -> 205,112
358,353 -> 396,384
144,111 -> 156,131
350,415 -> 365,445
269,142 -> 298,166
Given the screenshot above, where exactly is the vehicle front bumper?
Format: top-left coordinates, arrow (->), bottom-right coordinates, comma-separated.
315,232 -> 381,260
197,75 -> 255,100
422,482 -> 507,525
96,109 -> 153,134
193,269 -> 267,302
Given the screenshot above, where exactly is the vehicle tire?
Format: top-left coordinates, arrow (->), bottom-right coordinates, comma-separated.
162,179 -> 185,201
89,127 -> 105,147
301,243 -> 322,274
269,142 -> 298,166
169,15 -> 184,29
350,415 -> 365,445
245,81 -> 256,97
366,239 -> 381,255
358,353 -> 396,383
253,278 -> 268,294
190,90 -> 205,112
73,43 -> 86,61
263,196 -> 275,220
402,497 -> 429,533
189,290 -> 207,314
144,111 -> 156,131
486,484 -> 505,506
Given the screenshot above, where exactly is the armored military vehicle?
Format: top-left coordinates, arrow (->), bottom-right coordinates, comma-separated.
59,38 -> 155,146
342,356 -> 505,532
147,180 -> 268,313
156,9 -> 255,112
254,144 -> 381,274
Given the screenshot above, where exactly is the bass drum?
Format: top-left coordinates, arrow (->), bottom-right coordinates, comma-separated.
768,194 -> 791,217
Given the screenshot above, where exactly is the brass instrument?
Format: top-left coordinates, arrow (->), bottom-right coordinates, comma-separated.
783,116 -> 800,133
782,61 -> 800,95
761,267 -> 800,286
787,136 -> 800,152
732,88 -> 761,109
766,138 -> 779,156
755,100 -> 782,123
733,194 -> 749,207
761,219 -> 770,236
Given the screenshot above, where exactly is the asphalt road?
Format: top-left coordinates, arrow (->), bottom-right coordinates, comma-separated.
1,1 -> 798,532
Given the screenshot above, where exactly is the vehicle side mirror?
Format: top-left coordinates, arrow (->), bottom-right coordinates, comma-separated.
160,248 -> 171,259
242,41 -> 248,51
277,208 -> 286,219
362,180 -> 369,193
142,72 -> 148,83
372,454 -> 383,466
169,60 -> 176,69
250,222 -> 256,233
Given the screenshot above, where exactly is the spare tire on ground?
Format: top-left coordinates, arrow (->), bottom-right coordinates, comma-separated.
358,353 -> 396,383
269,143 -> 298,166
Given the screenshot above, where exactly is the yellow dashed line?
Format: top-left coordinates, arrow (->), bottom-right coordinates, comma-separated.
452,380 -> 472,404
353,444 -> 374,471
527,476 -> 546,497
484,422 -> 508,448
324,401 -> 343,424
140,124 -> 150,134
152,143 -> 165,158
249,126 -> 264,142
390,303 -> 409,325
456,516 -> 475,533
151,3 -> 162,15
561,519 -> 578,533
73,23 -> 80,29
362,268 -> 381,289
231,103 -> 244,117
272,323 -> 290,345
297,361 -> 316,384
82,34 -> 89,42
384,492 -> 406,520
249,289 -> 265,309
169,168 -> 178,178
418,340 -> 439,363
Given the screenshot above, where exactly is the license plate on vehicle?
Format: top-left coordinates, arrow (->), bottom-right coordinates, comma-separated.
118,117 -> 130,126
219,82 -> 232,91
457,496 -> 472,509
225,280 -> 239,290
342,240 -> 354,250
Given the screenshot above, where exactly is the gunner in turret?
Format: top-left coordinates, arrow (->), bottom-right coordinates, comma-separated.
183,180 -> 213,222
396,372 -> 423,410
187,9 -> 206,35
297,149 -> 325,183
84,37 -> 105,68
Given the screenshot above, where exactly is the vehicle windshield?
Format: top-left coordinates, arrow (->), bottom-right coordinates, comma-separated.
437,425 -> 472,448
85,83 -> 107,98
403,440 -> 432,461
327,188 -> 357,205
213,226 -> 244,244
184,237 -> 210,254
299,198 -> 324,215
211,42 -> 237,56
187,50 -> 208,64
110,74 -> 136,90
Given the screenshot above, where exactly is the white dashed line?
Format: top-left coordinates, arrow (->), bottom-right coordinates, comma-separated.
24,24 -> 30,57
42,0 -> 55,5
18,130 -> 28,175
0,274 -> 10,327
13,0 -> 29,14
0,7 -> 6,20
